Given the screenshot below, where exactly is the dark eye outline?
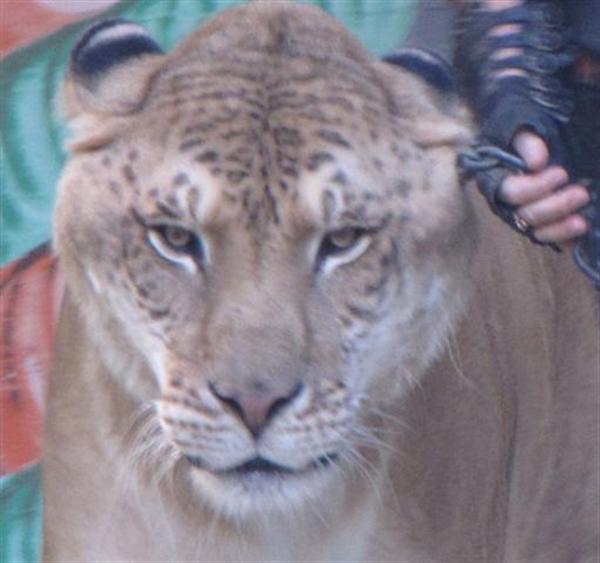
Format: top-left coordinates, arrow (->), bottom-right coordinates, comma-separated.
147,224 -> 205,268
316,227 -> 371,266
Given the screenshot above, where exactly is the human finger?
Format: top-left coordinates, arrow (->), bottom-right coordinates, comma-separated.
517,186 -> 590,227
533,215 -> 588,243
499,166 -> 568,206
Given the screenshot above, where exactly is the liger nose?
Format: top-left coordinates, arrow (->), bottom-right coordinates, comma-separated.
209,380 -> 303,438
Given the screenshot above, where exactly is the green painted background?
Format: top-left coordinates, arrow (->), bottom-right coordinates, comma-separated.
0,467 -> 42,563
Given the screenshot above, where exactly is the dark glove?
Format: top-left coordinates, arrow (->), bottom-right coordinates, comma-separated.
454,0 -> 575,157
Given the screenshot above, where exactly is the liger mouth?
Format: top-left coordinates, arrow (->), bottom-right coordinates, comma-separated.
186,454 -> 338,477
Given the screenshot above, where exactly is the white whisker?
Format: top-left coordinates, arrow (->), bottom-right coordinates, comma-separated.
339,448 -> 383,507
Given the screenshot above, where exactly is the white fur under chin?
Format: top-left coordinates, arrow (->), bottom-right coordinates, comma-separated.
189,461 -> 344,522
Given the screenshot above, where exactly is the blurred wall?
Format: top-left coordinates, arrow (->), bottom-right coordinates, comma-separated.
1,0 -> 118,54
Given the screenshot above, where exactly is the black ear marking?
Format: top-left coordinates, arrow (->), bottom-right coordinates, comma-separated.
71,19 -> 163,78
382,48 -> 457,96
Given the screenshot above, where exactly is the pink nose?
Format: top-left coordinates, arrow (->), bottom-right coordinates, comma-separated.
209,381 -> 303,437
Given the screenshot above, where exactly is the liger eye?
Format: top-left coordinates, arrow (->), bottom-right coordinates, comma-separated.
326,227 -> 363,251
319,227 -> 366,258
147,224 -> 204,271
316,227 -> 372,273
160,225 -> 194,250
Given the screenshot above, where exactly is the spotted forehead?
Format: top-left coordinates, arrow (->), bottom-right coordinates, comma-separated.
129,52 -> 408,228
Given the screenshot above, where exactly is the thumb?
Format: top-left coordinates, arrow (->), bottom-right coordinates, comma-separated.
513,130 -> 549,172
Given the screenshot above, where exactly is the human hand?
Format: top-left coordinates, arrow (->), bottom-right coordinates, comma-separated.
498,131 -> 589,245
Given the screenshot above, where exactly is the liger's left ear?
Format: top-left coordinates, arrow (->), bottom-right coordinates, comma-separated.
379,47 -> 472,147
60,19 -> 166,149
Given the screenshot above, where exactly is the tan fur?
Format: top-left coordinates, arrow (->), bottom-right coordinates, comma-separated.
44,3 -> 599,561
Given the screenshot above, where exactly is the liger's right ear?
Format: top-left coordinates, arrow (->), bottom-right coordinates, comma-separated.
60,19 -> 165,148
381,48 -> 458,99
378,47 -> 473,148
